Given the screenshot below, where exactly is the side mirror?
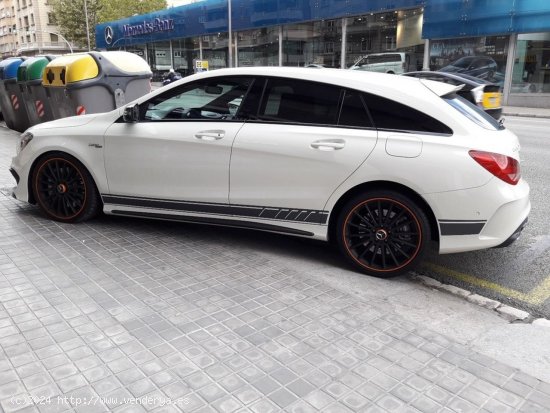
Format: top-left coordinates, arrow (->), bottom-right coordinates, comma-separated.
123,104 -> 140,123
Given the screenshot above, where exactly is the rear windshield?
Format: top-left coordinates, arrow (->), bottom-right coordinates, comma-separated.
443,94 -> 504,131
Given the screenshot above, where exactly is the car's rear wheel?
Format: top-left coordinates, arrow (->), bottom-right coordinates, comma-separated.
32,153 -> 100,223
336,190 -> 430,277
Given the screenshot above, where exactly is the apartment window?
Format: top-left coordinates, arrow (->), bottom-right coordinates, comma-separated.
47,13 -> 55,25
50,33 -> 58,43
30,13 -> 34,25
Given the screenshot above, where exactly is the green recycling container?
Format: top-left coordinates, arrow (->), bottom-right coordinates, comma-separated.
17,55 -> 56,127
0,57 -> 27,131
42,51 -> 152,119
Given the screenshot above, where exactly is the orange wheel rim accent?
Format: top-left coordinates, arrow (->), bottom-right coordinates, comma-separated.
342,197 -> 422,273
34,158 -> 87,221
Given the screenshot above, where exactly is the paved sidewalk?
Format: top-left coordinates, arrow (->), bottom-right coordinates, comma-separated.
0,126 -> 550,413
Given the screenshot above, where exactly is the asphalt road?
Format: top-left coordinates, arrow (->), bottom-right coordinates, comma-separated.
419,116 -> 550,318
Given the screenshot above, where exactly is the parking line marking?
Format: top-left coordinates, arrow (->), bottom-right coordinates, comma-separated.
424,263 -> 550,305
527,276 -> 550,306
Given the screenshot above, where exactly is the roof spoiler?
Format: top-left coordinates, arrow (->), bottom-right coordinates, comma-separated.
420,79 -> 465,96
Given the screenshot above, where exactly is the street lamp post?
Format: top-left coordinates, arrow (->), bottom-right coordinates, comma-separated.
42,30 -> 74,53
17,29 -> 73,55
228,0 -> 232,67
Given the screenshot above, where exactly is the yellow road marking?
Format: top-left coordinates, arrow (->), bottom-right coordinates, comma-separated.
424,262 -> 550,305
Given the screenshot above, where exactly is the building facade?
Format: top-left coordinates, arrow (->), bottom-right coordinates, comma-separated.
95,0 -> 550,108
0,0 -> 75,58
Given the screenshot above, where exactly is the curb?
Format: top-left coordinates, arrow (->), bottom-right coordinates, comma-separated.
503,112 -> 550,119
410,273 -> 550,326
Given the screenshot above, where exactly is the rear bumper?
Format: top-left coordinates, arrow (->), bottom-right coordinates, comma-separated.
425,178 -> 530,254
493,217 -> 528,248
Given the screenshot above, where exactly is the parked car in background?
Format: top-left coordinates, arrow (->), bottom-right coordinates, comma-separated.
305,63 -> 328,68
439,56 -> 498,80
10,68 -> 529,278
403,71 -> 503,119
350,52 -> 413,74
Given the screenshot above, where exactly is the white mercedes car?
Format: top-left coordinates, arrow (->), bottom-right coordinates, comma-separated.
9,67 -> 530,277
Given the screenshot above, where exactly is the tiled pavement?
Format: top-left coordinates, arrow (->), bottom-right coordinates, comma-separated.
0,127 -> 550,413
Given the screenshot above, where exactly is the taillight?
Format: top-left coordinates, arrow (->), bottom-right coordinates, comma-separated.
469,150 -> 520,185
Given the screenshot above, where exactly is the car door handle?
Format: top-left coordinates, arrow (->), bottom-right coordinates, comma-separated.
310,140 -> 346,151
195,130 -> 225,141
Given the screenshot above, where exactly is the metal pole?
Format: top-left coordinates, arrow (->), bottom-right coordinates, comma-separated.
169,40 -> 174,69
503,33 -> 517,106
340,18 -> 347,69
422,39 -> 430,70
228,0 -> 233,67
234,34 -> 238,67
279,25 -> 283,66
42,30 -> 73,53
84,0 -> 91,51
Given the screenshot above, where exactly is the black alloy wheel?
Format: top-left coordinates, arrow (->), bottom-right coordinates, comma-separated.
32,153 -> 100,223
336,190 -> 430,277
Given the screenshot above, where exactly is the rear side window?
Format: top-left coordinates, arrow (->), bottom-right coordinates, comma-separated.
258,78 -> 340,125
338,90 -> 373,128
362,93 -> 453,134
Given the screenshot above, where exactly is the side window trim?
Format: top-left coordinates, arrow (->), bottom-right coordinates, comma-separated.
235,76 -> 266,121
335,88 -> 376,130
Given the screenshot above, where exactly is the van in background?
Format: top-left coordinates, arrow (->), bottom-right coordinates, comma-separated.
350,52 -> 414,74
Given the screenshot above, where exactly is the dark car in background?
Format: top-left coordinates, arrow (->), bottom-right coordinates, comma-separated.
403,71 -> 503,119
439,56 -> 498,80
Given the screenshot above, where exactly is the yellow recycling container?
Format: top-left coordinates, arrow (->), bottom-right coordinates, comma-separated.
42,51 -> 152,120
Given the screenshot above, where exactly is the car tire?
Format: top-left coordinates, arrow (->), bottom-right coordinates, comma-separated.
32,153 -> 101,223
336,190 -> 430,277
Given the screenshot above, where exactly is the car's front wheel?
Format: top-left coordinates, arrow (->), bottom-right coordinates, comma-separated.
32,153 -> 100,223
336,190 -> 430,277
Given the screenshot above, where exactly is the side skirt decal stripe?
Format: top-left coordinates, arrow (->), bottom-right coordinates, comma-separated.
111,210 -> 315,236
103,195 -> 329,224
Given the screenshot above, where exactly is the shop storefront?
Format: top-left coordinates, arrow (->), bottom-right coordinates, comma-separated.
96,0 -> 550,107
423,0 -> 550,107
96,0 -> 426,79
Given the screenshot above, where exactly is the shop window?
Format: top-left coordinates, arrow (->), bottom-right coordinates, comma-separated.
512,33 -> 550,94
429,36 -> 509,85
172,37 -> 200,77
283,21 -> 341,68
346,9 -> 423,69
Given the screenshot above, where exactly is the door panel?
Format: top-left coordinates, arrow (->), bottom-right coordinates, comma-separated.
230,124 -> 377,210
104,76 -> 252,203
104,121 -> 243,203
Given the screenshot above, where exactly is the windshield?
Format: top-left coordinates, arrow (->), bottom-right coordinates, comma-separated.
443,94 -> 504,131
